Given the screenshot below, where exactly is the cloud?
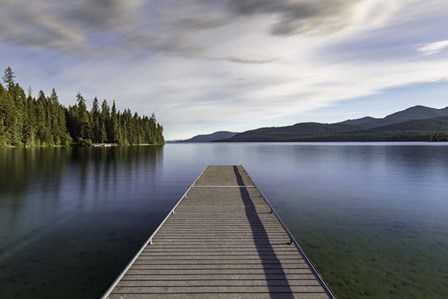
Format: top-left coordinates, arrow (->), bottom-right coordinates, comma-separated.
228,0 -> 355,35
0,0 -> 402,53
418,40 -> 448,55
225,56 -> 279,64
0,1 -> 86,49
123,31 -> 207,58
2,0 -> 448,140
188,0 -> 403,36
67,0 -> 143,30
0,0 -> 144,50
170,17 -> 230,31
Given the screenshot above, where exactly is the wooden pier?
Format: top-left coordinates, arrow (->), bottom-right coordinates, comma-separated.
102,165 -> 335,298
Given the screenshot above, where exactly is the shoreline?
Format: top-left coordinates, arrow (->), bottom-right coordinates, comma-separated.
0,143 -> 164,149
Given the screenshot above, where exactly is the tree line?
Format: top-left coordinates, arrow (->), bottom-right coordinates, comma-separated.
0,67 -> 164,147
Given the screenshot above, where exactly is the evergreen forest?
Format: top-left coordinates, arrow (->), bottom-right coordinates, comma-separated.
0,67 -> 164,147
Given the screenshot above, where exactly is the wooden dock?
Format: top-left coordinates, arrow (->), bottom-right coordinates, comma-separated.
102,165 -> 335,298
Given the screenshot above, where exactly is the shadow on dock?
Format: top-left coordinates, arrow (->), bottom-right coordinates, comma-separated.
233,166 -> 293,297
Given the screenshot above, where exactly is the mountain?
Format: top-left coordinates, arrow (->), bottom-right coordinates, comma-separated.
338,105 -> 448,129
311,117 -> 448,142
339,116 -> 380,127
219,105 -> 448,142
221,123 -> 359,142
175,131 -> 239,143
384,105 -> 448,121
375,116 -> 448,132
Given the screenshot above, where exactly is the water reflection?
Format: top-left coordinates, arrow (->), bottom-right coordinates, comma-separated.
0,146 -> 166,299
0,143 -> 447,299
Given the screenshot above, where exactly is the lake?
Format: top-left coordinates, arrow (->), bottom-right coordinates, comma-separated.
1,143 -> 447,298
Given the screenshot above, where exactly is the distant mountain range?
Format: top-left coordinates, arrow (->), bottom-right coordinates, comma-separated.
171,131 -> 239,143
220,105 -> 448,142
171,105 -> 448,143
339,105 -> 448,129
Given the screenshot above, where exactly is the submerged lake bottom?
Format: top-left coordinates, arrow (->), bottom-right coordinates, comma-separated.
0,143 -> 447,298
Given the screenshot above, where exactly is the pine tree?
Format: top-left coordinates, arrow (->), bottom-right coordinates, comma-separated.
49,89 -> 71,145
36,90 -> 52,145
100,99 -> 110,143
2,67 -> 15,90
65,105 -> 78,140
76,93 -> 92,143
110,101 -> 118,143
0,83 -> 8,145
91,97 -> 101,143
23,94 -> 36,146
0,67 -> 26,145
14,84 -> 26,145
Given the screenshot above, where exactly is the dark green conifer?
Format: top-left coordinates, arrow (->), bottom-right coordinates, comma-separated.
2,67 -> 15,90
0,67 -> 164,147
91,97 -> 101,143
100,99 -> 110,143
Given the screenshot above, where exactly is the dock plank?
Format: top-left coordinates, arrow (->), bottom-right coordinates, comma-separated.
102,165 -> 334,298
107,293 -> 330,299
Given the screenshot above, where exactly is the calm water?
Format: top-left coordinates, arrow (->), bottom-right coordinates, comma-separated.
1,143 -> 447,299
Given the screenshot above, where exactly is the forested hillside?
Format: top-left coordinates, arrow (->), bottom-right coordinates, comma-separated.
224,122 -> 360,142
219,104 -> 448,142
339,105 -> 448,129
0,67 -> 164,147
221,117 -> 448,142
175,131 -> 239,142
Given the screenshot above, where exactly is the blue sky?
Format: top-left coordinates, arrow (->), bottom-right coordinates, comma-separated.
1,0 -> 448,139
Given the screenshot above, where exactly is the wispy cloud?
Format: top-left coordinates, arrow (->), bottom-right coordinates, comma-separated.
0,0 -> 86,50
225,56 -> 279,64
418,40 -> 448,55
0,0 -> 402,52
192,0 -> 402,36
66,0 -> 143,30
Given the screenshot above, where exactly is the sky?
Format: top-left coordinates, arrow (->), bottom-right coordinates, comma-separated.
1,0 -> 448,140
